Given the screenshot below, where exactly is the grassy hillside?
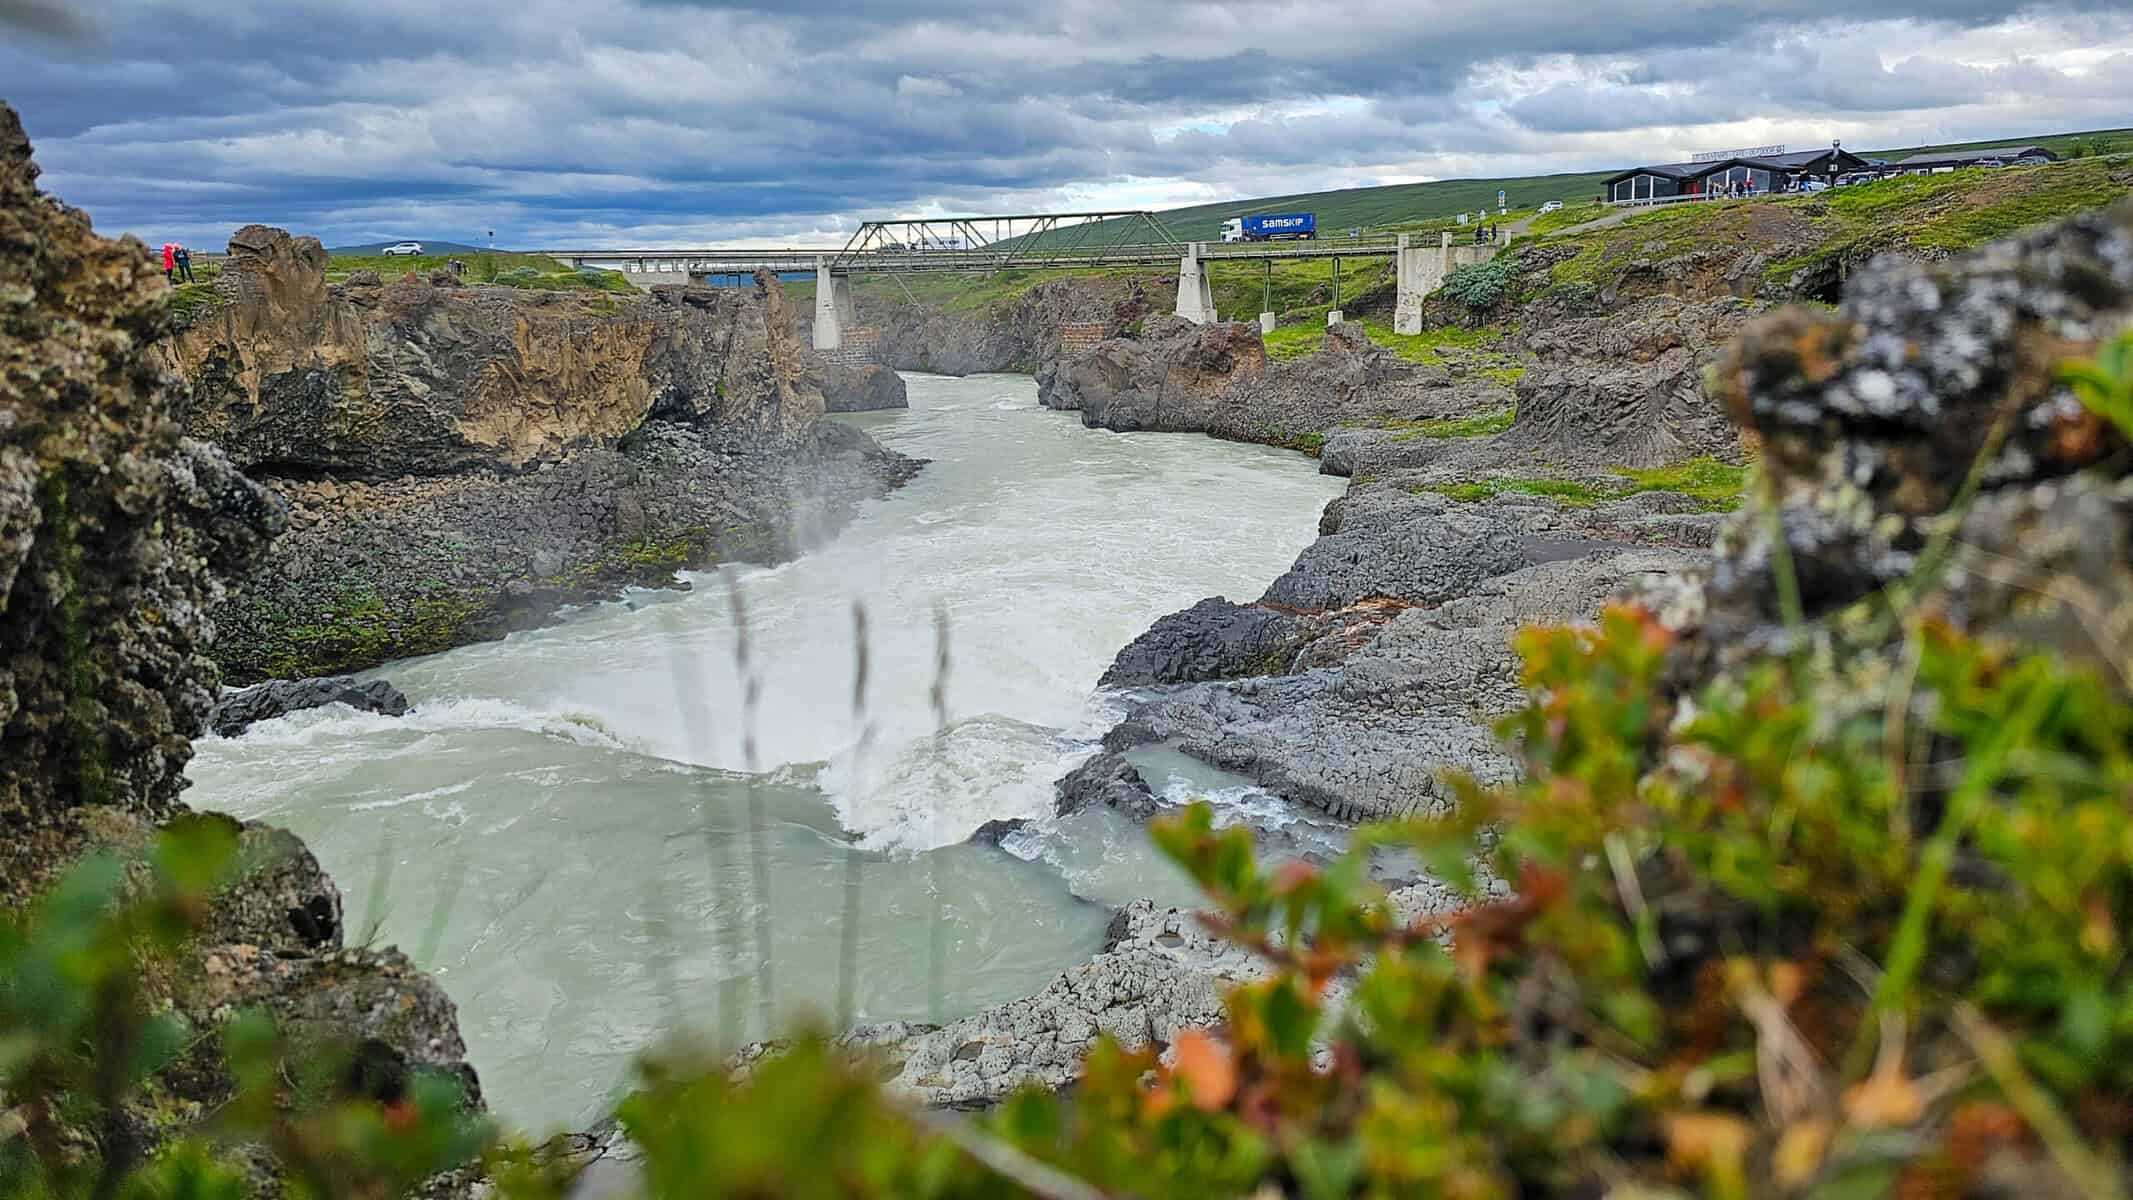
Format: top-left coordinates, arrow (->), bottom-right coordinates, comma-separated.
1533,155 -> 2133,293
1003,125 -> 2133,251
322,251 -> 631,291
329,240 -> 491,255
1864,126 -> 2130,164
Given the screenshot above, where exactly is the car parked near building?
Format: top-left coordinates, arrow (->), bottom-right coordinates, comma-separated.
381,241 -> 425,256
1538,200 -> 1564,213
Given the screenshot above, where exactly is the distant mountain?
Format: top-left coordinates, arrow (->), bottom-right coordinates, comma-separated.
328,239 -> 494,255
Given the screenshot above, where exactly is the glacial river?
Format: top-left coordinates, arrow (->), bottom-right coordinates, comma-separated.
186,373 -> 1345,1132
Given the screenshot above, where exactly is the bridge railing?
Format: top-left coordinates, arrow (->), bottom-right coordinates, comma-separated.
542,235 -> 1416,278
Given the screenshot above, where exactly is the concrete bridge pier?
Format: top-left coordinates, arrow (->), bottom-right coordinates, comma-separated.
1175,243 -> 1215,324
812,256 -> 857,351
1393,232 -> 1502,335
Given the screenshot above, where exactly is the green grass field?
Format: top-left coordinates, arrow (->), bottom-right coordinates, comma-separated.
996,125 -> 2133,252
324,251 -> 631,292
1426,456 -> 1749,511
1528,155 -> 2132,291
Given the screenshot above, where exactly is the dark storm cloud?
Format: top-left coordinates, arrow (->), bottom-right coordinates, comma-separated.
0,0 -> 93,39
6,0 -> 2127,247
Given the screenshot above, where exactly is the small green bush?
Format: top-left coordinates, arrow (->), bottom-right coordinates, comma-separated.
1438,257 -> 1520,318
1546,278 -> 1601,312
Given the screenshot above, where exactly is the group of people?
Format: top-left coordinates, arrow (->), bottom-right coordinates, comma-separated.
159,242 -> 195,283
1470,222 -> 1497,244
1704,177 -> 1757,199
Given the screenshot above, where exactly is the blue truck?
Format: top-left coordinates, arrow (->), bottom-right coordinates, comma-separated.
1219,212 -> 1316,243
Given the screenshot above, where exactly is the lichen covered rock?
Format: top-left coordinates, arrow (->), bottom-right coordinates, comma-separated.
1694,198 -> 2133,677
0,101 -> 486,1187
0,102 -> 283,903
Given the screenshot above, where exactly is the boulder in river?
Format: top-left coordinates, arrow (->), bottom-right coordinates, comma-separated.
821,362 -> 909,412
1098,597 -> 1301,687
1052,751 -> 1160,821
210,676 -> 412,736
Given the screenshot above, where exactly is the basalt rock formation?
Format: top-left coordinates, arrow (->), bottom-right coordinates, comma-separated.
209,675 -> 412,737
0,103 -> 281,903
1100,492 -> 1705,822
1043,319 -> 1513,452
170,227 -> 823,477
810,274 -> 1169,378
822,361 -> 909,412
165,229 -> 920,680
0,100 -> 483,1187
1501,295 -> 1754,468
1040,315 -> 1268,433
1684,197 -> 2133,681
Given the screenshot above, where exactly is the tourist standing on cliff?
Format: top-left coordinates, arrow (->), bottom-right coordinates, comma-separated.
174,245 -> 194,282
160,242 -> 175,281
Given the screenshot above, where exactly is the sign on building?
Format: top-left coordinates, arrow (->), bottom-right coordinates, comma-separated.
1692,144 -> 1787,162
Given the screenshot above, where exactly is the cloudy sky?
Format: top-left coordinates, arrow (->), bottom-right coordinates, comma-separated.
4,0 -> 2129,249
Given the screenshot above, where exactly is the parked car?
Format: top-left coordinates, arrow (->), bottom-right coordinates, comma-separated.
381,242 -> 425,256
1538,200 -> 1564,214
1972,157 -> 2006,169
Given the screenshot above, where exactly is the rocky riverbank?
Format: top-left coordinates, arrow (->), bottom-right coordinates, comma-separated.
801,273 -> 1173,376
164,228 -> 921,681
801,195 -> 2133,1114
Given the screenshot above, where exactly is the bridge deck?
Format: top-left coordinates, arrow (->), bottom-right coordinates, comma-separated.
542,238 -> 1421,276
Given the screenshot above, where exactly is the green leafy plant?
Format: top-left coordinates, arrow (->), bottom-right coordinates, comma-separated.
2062,329 -> 2133,440
1437,258 -> 1520,318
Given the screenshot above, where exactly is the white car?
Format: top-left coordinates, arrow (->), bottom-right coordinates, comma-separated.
1538,200 -> 1564,214
381,242 -> 425,256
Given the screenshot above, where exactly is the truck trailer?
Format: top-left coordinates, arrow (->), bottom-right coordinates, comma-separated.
1220,212 -> 1316,243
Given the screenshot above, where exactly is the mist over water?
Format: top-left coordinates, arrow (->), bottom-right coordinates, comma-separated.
187,373 -> 1345,1132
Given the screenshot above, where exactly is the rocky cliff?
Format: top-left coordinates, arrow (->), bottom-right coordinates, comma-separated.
0,105 -> 282,901
802,273 -> 1171,376
1042,318 -> 1515,452
170,226 -> 823,477
0,100 -> 482,1188
166,228 -> 919,681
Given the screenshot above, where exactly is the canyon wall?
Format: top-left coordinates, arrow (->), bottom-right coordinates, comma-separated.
166,230 -> 918,681
0,100 -> 483,1191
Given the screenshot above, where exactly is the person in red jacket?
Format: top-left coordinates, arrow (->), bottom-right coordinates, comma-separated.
160,242 -> 175,282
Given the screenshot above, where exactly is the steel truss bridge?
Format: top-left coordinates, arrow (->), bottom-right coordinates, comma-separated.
538,210 -> 1506,347
541,210 -> 1418,277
